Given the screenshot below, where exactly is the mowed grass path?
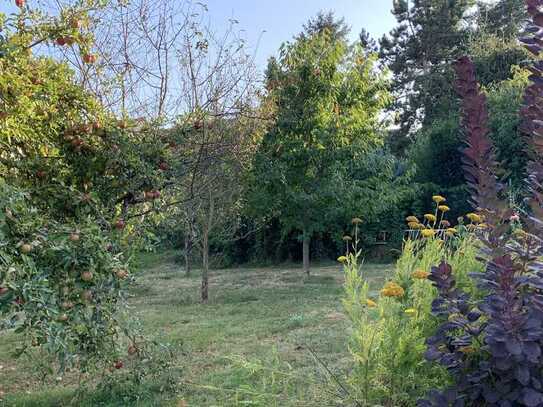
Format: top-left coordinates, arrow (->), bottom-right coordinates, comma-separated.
0,252 -> 393,406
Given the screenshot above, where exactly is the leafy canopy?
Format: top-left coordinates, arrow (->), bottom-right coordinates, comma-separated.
251,21 -> 389,240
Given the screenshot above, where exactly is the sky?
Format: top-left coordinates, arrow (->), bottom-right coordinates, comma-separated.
203,0 -> 397,71
0,0 -> 398,73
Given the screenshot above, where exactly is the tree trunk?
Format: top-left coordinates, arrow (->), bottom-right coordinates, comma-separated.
201,227 -> 209,302
201,188 -> 214,303
303,233 -> 310,276
184,233 -> 192,276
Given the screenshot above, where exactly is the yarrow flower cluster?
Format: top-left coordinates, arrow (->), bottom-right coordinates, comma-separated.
421,229 -> 435,238
466,212 -> 482,223
424,214 -> 436,223
412,269 -> 429,279
405,195 -> 481,243
366,299 -> 377,308
405,196 -> 455,239
381,282 -> 405,298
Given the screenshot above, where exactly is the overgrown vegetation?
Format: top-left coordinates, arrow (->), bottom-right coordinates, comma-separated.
341,199 -> 483,405
1,0 -> 542,405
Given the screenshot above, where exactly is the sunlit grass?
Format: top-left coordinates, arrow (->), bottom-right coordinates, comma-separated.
0,253 -> 393,406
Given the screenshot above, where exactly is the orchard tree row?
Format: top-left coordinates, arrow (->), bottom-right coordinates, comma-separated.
0,0 -> 260,375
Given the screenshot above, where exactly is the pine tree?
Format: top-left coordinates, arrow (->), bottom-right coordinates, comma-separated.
379,0 -> 473,153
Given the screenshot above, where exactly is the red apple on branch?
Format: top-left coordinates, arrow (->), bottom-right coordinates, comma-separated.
81,271 -> 93,282
114,219 -> 125,230
115,269 -> 128,280
70,18 -> 82,29
83,54 -> 97,64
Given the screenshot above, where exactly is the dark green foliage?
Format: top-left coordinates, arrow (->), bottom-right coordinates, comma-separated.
380,0 -> 473,146
487,69 -> 530,186
345,149 -> 415,248
477,0 -> 527,39
301,10 -> 349,41
382,0 -> 530,219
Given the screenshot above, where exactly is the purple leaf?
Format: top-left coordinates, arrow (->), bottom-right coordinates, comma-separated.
523,388 -> 543,407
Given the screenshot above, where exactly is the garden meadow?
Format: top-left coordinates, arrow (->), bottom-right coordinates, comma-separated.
1,0 -> 543,405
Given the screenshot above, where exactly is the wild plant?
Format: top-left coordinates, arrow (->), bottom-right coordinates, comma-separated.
341,215 -> 480,405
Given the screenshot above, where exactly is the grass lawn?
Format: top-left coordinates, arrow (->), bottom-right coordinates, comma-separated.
0,252 -> 394,406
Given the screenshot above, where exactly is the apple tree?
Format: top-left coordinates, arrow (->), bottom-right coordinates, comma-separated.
0,0 -> 171,373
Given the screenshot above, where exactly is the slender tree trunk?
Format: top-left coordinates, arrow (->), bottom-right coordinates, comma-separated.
184,233 -> 192,276
201,226 -> 209,302
303,233 -> 310,276
201,190 -> 214,303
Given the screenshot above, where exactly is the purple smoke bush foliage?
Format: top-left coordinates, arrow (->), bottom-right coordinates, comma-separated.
420,1 -> 543,406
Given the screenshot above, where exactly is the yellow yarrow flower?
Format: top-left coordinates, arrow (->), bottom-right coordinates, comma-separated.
432,195 -> 446,204
381,282 -> 405,298
337,256 -> 348,263
424,214 -> 437,222
446,228 -> 457,237
408,221 -> 420,229
421,229 -> 436,238
466,213 -> 482,223
412,269 -> 430,279
406,216 -> 419,223
366,299 -> 377,308
440,220 -> 451,228
438,205 -> 450,212
352,217 -> 363,225
404,308 -> 417,317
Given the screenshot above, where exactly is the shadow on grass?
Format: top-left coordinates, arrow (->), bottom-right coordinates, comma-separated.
3,361 -> 183,407
304,275 -> 336,284
3,383 -> 175,407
